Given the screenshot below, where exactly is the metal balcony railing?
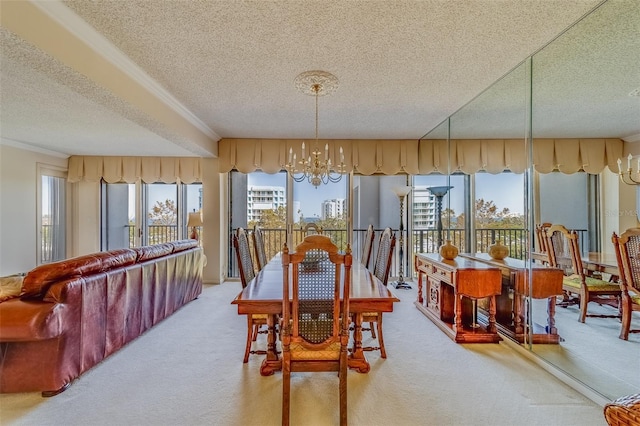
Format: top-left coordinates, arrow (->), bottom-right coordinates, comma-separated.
227,227 -> 588,279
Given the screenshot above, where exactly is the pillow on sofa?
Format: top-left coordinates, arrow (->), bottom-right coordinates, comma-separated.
0,275 -> 24,302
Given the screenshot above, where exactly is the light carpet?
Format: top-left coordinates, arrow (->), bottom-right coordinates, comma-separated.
0,281 -> 607,426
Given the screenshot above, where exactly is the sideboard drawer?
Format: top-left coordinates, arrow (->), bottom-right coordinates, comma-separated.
427,263 -> 453,285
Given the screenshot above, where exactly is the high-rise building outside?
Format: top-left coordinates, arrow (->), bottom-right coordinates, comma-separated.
321,198 -> 346,220
413,186 -> 438,229
247,186 -> 286,223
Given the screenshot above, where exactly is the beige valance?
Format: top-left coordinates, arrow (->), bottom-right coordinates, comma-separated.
218,138 -> 623,175
67,156 -> 202,183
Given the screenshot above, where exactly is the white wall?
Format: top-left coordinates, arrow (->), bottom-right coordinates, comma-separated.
0,144 -> 68,275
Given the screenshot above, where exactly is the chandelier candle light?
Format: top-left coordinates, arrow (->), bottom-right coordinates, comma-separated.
617,154 -> 640,185
285,71 -> 345,188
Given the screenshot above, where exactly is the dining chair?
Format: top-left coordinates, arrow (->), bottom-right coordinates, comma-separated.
535,222 -> 552,264
252,225 -> 268,272
303,222 -> 323,234
545,224 -> 621,323
233,227 -> 268,362
611,228 -> 640,340
281,235 -> 351,426
360,224 -> 375,270
358,227 -> 396,358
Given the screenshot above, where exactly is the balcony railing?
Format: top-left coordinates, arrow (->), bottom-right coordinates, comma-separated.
228,227 -> 588,279
123,225 -> 179,247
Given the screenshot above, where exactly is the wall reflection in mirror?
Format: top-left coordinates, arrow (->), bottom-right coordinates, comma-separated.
421,0 -> 639,401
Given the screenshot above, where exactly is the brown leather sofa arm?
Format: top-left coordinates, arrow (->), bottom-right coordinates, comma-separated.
0,299 -> 64,341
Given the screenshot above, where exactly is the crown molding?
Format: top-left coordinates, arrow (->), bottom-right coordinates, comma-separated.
623,133 -> 640,143
31,0 -> 220,142
1,137 -> 70,159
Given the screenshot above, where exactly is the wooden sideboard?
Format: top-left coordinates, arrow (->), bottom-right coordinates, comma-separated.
415,253 -> 502,343
458,253 -> 564,344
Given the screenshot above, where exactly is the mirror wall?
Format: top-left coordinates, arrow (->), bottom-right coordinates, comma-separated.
529,0 -> 639,400
429,0 -> 639,400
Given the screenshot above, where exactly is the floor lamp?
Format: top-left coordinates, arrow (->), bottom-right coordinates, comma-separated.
426,186 -> 453,248
392,186 -> 412,289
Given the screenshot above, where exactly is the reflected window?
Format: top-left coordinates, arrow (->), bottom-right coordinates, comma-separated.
101,181 -> 202,249
38,166 -> 66,264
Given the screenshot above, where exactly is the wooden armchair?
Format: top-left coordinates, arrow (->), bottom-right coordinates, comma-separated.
360,224 -> 375,269
358,227 -> 396,358
281,235 -> 351,426
252,225 -> 268,272
612,228 -> 640,340
545,224 -> 620,323
233,227 -> 268,363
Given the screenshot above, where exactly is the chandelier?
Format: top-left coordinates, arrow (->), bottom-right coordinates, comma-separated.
618,154 -> 640,185
285,71 -> 345,188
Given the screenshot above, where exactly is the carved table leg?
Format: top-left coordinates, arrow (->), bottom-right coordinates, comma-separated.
260,313 -> 282,376
487,295 -> 497,333
454,294 -> 463,333
348,312 -> 370,373
417,270 -> 424,305
513,291 -> 524,335
547,296 -> 557,335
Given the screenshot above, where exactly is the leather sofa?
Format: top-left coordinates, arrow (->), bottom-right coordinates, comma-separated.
0,240 -> 203,396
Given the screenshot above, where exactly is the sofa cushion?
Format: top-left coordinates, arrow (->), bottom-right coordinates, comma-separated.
0,275 -> 24,303
21,249 -> 136,300
169,239 -> 198,253
134,243 -> 173,262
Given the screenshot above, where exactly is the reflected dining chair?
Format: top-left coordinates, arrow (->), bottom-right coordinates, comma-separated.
233,227 -> 268,362
545,224 -> 621,323
252,225 -> 268,272
281,235 -> 351,426
611,228 -> 640,340
360,224 -> 375,270
534,222 -> 552,264
358,227 -> 396,358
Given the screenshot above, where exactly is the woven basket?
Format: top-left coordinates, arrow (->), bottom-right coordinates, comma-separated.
604,394 -> 640,426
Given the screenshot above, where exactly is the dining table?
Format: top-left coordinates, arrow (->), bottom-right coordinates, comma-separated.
581,252 -> 619,278
231,253 -> 400,376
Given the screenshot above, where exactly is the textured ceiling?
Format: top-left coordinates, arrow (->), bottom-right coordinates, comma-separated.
1,0 -> 637,158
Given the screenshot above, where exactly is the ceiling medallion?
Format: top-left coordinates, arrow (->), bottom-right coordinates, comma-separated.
294,70 -> 339,97
286,71 -> 345,188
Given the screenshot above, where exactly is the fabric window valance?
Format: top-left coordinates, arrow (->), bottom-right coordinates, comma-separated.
67,156 -> 202,183
218,138 -> 623,175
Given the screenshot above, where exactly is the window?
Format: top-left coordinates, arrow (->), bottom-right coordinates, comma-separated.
38,164 -> 67,264
101,180 -> 202,249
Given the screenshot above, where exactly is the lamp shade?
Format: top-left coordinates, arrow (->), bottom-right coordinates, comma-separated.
392,186 -> 412,197
187,211 -> 203,228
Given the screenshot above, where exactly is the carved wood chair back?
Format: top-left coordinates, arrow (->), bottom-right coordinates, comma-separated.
281,234 -> 351,426
373,227 -> 396,286
233,227 -> 255,288
252,225 -> 268,272
612,228 -> 640,339
361,224 -> 375,269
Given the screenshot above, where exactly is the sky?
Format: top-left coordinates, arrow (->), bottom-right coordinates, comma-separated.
249,171 -> 525,218
248,172 -> 343,218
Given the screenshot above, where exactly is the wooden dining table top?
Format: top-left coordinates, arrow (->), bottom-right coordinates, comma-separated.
231,254 -> 400,315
